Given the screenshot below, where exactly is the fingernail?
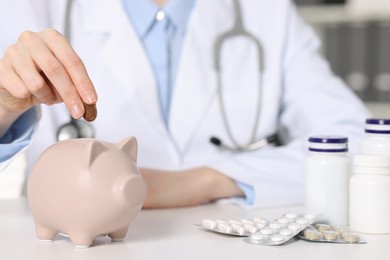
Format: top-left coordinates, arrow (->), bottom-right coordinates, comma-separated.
71,103 -> 84,118
84,90 -> 97,104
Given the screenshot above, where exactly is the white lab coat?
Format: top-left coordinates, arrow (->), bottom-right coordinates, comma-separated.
0,0 -> 370,208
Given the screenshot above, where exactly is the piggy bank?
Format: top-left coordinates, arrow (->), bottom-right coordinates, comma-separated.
27,137 -> 147,248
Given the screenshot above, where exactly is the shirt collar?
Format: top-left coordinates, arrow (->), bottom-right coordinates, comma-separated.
123,0 -> 195,38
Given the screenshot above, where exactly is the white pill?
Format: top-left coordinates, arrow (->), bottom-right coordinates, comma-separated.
251,232 -> 267,241
285,213 -> 298,219
217,220 -> 229,225
241,219 -> 254,225
218,223 -> 233,234
260,228 -> 274,235
277,218 -> 290,224
228,220 -> 243,226
288,223 -> 301,231
271,234 -> 285,242
253,217 -> 268,225
269,222 -> 283,229
304,213 -> 317,220
232,224 -> 246,235
244,224 -> 258,234
296,218 -> 309,225
256,223 -> 267,229
202,219 -> 217,230
279,228 -> 293,236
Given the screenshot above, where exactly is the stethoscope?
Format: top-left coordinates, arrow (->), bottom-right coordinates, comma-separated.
210,0 -> 278,152
57,0 -> 278,149
56,0 -> 95,141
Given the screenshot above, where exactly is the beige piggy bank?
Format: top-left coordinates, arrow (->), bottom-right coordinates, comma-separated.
27,137 -> 147,248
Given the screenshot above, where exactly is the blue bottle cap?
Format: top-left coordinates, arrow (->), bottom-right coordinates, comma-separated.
365,118 -> 390,134
308,136 -> 348,152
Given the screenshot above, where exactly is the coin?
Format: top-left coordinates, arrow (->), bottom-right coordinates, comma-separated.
83,102 -> 97,122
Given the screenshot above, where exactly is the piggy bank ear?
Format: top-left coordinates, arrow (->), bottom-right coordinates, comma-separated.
117,137 -> 138,163
84,140 -> 107,167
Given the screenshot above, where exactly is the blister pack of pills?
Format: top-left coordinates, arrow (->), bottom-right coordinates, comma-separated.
244,213 -> 318,245
200,217 -> 269,236
298,224 -> 367,244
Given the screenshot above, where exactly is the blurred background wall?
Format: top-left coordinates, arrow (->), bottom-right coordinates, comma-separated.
296,0 -> 390,117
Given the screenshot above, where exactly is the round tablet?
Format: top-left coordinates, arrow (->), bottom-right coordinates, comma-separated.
251,232 -> 267,241
343,232 -> 360,243
285,213 -> 298,219
279,228 -> 293,236
288,223 -> 301,231
316,224 -> 331,232
332,225 -> 349,233
256,223 -> 267,229
269,222 -> 283,229
296,218 -> 309,225
271,234 -> 285,242
277,218 -> 290,224
304,213 -> 317,220
260,228 -> 274,235
253,217 -> 268,225
323,230 -> 338,241
304,230 -> 322,241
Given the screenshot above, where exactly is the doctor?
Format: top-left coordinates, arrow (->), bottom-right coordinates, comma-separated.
0,0 -> 369,208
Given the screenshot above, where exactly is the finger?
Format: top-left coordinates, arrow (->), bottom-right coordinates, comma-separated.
0,59 -> 30,99
42,29 -> 98,104
0,61 -> 40,111
40,72 -> 63,104
6,44 -> 55,105
21,31 -> 84,118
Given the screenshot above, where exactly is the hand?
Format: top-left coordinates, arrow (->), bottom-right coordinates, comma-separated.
140,167 -> 245,209
0,29 -> 97,134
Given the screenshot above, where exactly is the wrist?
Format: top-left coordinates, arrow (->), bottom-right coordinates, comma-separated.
196,167 -> 245,202
0,104 -> 25,138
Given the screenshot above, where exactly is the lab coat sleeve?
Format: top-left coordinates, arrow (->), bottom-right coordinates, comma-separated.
209,2 -> 371,208
0,107 -> 41,171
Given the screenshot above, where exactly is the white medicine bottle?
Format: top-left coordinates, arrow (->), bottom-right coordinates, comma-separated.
304,136 -> 350,225
350,155 -> 390,234
360,118 -> 390,155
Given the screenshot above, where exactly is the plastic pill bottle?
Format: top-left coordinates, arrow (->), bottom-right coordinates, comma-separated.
360,118 -> 390,155
304,136 -> 350,225
350,155 -> 390,234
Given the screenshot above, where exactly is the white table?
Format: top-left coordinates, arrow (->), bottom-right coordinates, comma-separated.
0,198 -> 389,260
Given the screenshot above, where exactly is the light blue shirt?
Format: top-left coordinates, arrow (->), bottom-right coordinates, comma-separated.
122,0 -> 254,205
122,0 -> 194,126
0,107 -> 37,163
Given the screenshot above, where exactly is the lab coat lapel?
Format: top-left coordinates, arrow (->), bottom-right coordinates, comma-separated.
169,0 -> 232,154
81,0 -> 166,138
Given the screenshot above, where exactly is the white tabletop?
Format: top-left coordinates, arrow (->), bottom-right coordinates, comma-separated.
0,198 -> 389,260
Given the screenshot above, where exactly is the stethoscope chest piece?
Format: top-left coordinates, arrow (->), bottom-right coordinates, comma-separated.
56,118 -> 95,141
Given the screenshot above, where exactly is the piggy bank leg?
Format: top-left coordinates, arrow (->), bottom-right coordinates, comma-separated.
35,223 -> 57,242
108,227 -> 129,242
68,233 -> 94,248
